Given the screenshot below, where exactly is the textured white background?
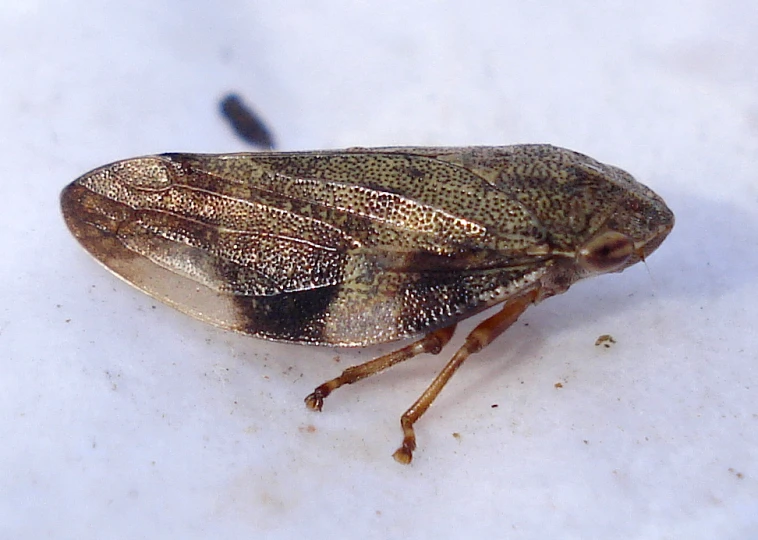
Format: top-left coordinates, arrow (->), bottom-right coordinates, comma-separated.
2,1 -> 757,538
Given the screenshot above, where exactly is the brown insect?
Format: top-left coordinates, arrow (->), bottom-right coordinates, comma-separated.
60,145 -> 674,463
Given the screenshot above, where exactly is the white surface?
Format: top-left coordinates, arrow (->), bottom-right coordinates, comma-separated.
2,1 -> 757,538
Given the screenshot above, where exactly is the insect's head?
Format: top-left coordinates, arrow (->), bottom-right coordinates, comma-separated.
503,146 -> 675,282
571,161 -> 675,277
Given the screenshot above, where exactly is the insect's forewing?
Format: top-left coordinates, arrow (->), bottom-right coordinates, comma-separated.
61,150 -> 549,346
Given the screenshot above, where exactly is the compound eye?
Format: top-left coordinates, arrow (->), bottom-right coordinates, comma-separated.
578,231 -> 634,273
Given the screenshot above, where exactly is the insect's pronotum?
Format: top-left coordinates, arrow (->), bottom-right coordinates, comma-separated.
61,145 -> 674,463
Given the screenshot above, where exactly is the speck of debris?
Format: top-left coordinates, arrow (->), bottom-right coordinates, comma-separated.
219,93 -> 276,149
595,334 -> 617,348
554,382 -> 564,388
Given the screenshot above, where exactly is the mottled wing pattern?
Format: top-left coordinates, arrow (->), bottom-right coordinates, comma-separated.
60,150 -> 549,345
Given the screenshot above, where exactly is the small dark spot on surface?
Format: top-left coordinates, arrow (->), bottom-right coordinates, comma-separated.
220,93 -> 276,149
408,167 -> 425,179
491,404 -> 499,408
554,382 -> 563,388
452,432 -> 461,440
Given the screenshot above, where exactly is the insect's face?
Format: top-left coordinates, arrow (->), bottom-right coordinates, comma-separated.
572,163 -> 674,277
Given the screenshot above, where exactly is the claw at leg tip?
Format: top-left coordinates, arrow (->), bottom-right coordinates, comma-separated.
393,447 -> 413,465
304,394 -> 323,411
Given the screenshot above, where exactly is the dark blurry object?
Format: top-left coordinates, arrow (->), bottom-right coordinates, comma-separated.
219,93 -> 275,149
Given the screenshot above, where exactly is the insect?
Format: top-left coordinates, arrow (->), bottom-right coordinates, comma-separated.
60,144 -> 674,463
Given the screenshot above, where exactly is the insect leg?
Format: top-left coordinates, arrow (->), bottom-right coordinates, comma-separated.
393,288 -> 539,464
304,326 -> 457,411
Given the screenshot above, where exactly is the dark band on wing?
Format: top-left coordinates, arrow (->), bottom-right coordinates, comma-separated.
233,285 -> 339,343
